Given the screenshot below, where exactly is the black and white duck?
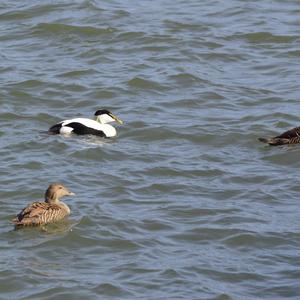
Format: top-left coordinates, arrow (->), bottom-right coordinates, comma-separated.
49,109 -> 123,137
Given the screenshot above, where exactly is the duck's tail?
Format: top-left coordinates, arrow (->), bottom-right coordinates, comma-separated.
11,219 -> 23,226
258,137 -> 288,146
258,137 -> 271,144
48,124 -> 62,134
11,217 -> 37,226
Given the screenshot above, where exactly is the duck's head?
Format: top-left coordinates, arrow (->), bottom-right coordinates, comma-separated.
94,109 -> 123,125
45,183 -> 75,203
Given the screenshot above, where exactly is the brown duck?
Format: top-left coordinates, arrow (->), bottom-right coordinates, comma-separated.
12,183 -> 75,226
258,127 -> 300,146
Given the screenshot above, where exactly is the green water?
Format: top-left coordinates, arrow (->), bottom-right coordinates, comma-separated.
0,1 -> 300,299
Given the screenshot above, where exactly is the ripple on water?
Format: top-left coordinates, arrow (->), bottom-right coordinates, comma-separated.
226,32 -> 299,44
127,76 -> 168,91
92,282 -> 132,298
32,23 -> 117,37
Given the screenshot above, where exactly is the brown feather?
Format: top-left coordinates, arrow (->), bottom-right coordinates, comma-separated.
276,127 -> 300,139
12,202 -> 70,226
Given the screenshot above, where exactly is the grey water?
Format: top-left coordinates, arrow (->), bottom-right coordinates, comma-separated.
0,0 -> 300,299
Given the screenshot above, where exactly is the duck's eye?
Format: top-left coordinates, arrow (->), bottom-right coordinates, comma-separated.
59,186 -> 63,189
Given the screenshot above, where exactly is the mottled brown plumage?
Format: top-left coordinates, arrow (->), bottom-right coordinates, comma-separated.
258,127 -> 300,146
12,183 -> 75,226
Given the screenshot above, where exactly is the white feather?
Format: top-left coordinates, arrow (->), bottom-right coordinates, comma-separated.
61,118 -> 99,128
98,114 -> 115,124
60,126 -> 74,134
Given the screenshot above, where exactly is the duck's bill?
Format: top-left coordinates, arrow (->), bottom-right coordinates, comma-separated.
68,192 -> 75,196
110,114 -> 123,124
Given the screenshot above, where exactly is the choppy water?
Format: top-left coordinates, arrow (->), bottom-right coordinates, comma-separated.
1,1 -> 300,299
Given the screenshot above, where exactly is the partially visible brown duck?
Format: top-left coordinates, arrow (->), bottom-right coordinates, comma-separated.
12,183 -> 75,226
258,127 -> 300,146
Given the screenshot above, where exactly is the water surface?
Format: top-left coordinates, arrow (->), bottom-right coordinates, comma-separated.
0,1 -> 300,299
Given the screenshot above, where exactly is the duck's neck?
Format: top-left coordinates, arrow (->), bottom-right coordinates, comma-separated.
96,116 -> 104,124
59,202 -> 71,214
96,115 -> 113,124
45,197 -> 59,204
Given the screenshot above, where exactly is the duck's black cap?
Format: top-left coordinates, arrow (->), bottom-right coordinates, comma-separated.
94,109 -> 111,116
